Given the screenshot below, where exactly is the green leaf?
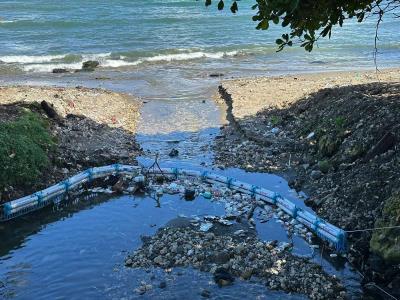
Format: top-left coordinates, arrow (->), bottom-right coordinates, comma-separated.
276,38 -> 284,45
272,15 -> 279,24
230,1 -> 238,13
257,19 -> 269,30
217,0 -> 224,10
205,0 -> 212,7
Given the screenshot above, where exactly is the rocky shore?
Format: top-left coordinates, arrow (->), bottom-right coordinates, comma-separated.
214,69 -> 400,298
0,86 -> 142,203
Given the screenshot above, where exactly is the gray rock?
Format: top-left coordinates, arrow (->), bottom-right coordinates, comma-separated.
310,170 -> 322,180
82,60 -> 100,71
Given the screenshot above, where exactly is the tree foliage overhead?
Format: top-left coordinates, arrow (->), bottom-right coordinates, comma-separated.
203,0 -> 400,52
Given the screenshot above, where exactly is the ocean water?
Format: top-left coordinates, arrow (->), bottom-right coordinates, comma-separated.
0,0 -> 399,74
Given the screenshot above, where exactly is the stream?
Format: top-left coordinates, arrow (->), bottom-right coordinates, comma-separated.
0,67 -> 362,299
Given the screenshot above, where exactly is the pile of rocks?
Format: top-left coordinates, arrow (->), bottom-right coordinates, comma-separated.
126,224 -> 346,299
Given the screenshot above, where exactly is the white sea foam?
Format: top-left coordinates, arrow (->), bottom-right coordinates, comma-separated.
140,50 -> 238,63
23,63 -> 83,72
2,50 -> 240,72
0,55 -> 66,64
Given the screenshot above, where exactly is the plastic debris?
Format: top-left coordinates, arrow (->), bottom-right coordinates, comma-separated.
200,222 -> 213,232
202,191 -> 212,199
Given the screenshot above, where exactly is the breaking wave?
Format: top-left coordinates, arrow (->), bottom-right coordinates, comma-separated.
0,49 -> 242,73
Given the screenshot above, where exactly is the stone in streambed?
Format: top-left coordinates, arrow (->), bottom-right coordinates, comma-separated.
169,148 -> 179,157
213,268 -> 234,287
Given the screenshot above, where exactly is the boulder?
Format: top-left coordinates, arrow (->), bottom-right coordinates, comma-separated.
81,60 -> 100,71
52,68 -> 68,74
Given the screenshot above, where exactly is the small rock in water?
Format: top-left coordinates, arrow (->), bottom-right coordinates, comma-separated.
169,148 -> 179,157
214,268 -> 235,287
209,73 -> 224,77
200,289 -> 211,298
52,68 -> 68,74
184,188 -> 196,200
159,281 -> 167,289
81,60 -> 99,71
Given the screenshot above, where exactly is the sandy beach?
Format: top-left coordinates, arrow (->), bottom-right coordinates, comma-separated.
0,86 -> 141,132
219,68 -> 400,120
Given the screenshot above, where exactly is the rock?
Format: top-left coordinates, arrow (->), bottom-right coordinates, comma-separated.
211,251 -> 231,264
52,68 -> 68,74
364,132 -> 396,161
60,168 -> 69,175
154,256 -> 164,265
271,127 -> 280,134
168,148 -> 179,157
81,60 -> 99,71
214,268 -> 234,287
310,170 -> 322,180
241,269 -> 253,280
41,100 -> 60,119
112,177 -> 126,194
200,289 -> 211,298
184,188 -> 196,200
209,73 -> 224,78
159,281 -> 167,289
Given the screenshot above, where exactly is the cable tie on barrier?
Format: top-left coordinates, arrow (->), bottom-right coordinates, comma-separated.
227,178 -> 234,188
271,192 -> 280,204
292,206 -> 299,218
313,218 -> 322,231
336,230 -> 347,253
172,168 -> 179,178
250,185 -> 258,197
63,180 -> 70,193
35,192 -> 44,203
86,168 -> 93,182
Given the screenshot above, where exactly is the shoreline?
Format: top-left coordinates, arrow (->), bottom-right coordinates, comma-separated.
214,68 -> 400,298
0,86 -> 142,203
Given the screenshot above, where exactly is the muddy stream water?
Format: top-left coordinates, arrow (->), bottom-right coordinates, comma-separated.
0,67 -> 362,299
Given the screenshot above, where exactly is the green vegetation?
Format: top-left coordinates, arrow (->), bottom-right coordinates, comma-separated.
204,0 -> 399,52
0,110 -> 55,190
370,191 -> 400,264
269,115 -> 281,126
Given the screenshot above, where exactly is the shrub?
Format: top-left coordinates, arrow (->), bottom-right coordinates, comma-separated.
0,110 -> 55,190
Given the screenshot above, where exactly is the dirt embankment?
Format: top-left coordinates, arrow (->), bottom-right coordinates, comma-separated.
214,68 -> 400,298
0,86 -> 142,203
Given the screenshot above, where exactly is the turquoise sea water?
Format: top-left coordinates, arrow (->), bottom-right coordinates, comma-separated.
0,0 -> 399,74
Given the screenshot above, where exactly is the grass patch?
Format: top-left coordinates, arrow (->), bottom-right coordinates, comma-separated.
0,110 -> 55,190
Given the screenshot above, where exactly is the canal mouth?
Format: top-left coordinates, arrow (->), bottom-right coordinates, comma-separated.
0,164 -> 361,299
